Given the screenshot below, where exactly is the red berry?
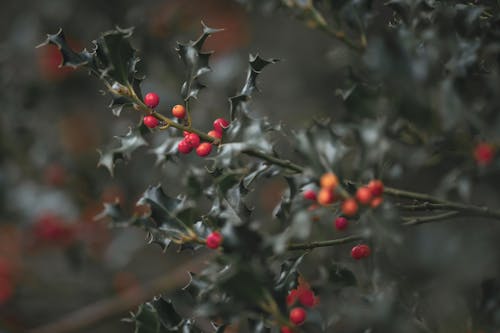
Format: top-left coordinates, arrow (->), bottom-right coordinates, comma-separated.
144,92 -> 159,108
351,244 -> 371,260
172,104 -> 186,119
213,118 -> 230,133
298,289 -> 315,307
185,133 -> 201,148
287,289 -> 298,306
371,197 -> 383,208
367,180 -> 384,197
303,190 -> 317,201
341,198 -> 358,217
334,217 -> 348,230
183,131 -> 191,137
289,307 -> 306,326
208,130 -> 222,139
143,115 -> 159,129
281,326 -> 294,333
356,186 -> 373,205
474,142 -> 495,165
178,139 -> 192,154
317,188 -> 335,206
196,142 -> 212,157
206,231 -> 222,249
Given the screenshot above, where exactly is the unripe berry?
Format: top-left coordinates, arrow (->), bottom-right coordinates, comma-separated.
317,188 -> 335,206
172,104 -> 186,119
206,231 -> 222,249
289,307 -> 306,326
281,326 -> 294,333
196,142 -> 212,157
356,186 -> 373,205
143,115 -> 159,129
341,198 -> 358,217
213,118 -> 230,133
367,179 -> 384,197
185,133 -> 201,148
320,172 -> 339,190
178,139 -> 192,154
334,217 -> 348,230
474,142 -> 495,165
208,130 -> 222,139
144,92 -> 159,108
303,190 -> 317,201
351,244 -> 371,260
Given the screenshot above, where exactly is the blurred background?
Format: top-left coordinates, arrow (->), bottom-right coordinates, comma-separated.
2,0 -> 500,332
0,0 -> 347,332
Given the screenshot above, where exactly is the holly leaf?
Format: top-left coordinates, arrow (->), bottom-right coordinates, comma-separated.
274,254 -> 305,293
229,54 -> 279,120
37,29 -> 95,69
97,124 -> 148,176
176,22 -> 223,101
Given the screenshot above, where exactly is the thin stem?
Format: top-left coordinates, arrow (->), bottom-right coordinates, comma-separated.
287,234 -> 365,251
402,211 -> 461,226
241,148 -> 304,173
396,203 -> 451,211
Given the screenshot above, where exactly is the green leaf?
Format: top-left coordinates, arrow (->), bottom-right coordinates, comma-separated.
274,254 -> 305,293
176,22 -> 223,101
97,124 -> 148,176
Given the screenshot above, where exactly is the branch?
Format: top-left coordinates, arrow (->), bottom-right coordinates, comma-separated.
28,253 -> 213,333
287,234 -> 365,251
402,211 -> 461,226
242,148 -> 304,173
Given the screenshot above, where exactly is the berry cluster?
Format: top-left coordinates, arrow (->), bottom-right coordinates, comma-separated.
281,277 -> 318,332
142,92 -> 187,130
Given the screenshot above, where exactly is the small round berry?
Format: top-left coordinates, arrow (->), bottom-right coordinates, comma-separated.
317,188 -> 335,206
178,139 -> 192,154
280,326 -> 294,333
474,142 -> 495,165
213,118 -> 230,133
351,244 -> 371,260
144,92 -> 160,108
143,115 -> 159,129
185,133 -> 201,148
206,231 -> 222,249
371,197 -> 383,208
208,130 -> 222,139
287,289 -> 298,307
320,172 -> 339,190
196,142 -> 212,157
303,190 -> 317,201
289,307 -> 306,326
172,104 -> 186,119
341,198 -> 358,217
356,186 -> 373,205
367,180 -> 384,197
334,217 -> 348,231
298,289 -> 316,307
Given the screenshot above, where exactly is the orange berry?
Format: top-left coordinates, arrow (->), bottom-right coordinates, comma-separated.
356,186 -> 373,205
341,198 -> 358,217
320,172 -> 339,189
367,179 -> 384,197
317,188 -> 335,206
172,104 -> 186,119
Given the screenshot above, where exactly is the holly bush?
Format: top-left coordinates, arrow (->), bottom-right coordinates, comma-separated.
24,0 -> 500,332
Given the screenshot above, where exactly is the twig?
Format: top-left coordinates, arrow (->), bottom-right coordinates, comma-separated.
402,211 -> 461,226
287,234 -> 365,251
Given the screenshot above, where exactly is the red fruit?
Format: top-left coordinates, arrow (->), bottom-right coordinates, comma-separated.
317,188 -> 335,206
298,289 -> 315,307
320,172 -> 339,190
341,198 -> 358,217
356,186 -> 373,205
144,92 -> 160,108
213,118 -> 230,133
367,180 -> 384,197
143,115 -> 159,129
183,131 -> 191,137
334,217 -> 348,230
196,142 -> 212,157
287,289 -> 298,306
208,130 -> 222,139
185,133 -> 201,148
172,104 -> 186,119
289,307 -> 306,326
206,231 -> 222,249
281,326 -> 294,333
474,142 -> 495,165
351,244 -> 371,260
178,139 -> 192,154
371,197 -> 383,208
303,190 -> 317,201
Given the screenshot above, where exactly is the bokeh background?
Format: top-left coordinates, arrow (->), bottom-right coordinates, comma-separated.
2,0 -> 500,333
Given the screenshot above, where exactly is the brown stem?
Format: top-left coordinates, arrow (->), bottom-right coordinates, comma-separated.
287,234 -> 365,251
